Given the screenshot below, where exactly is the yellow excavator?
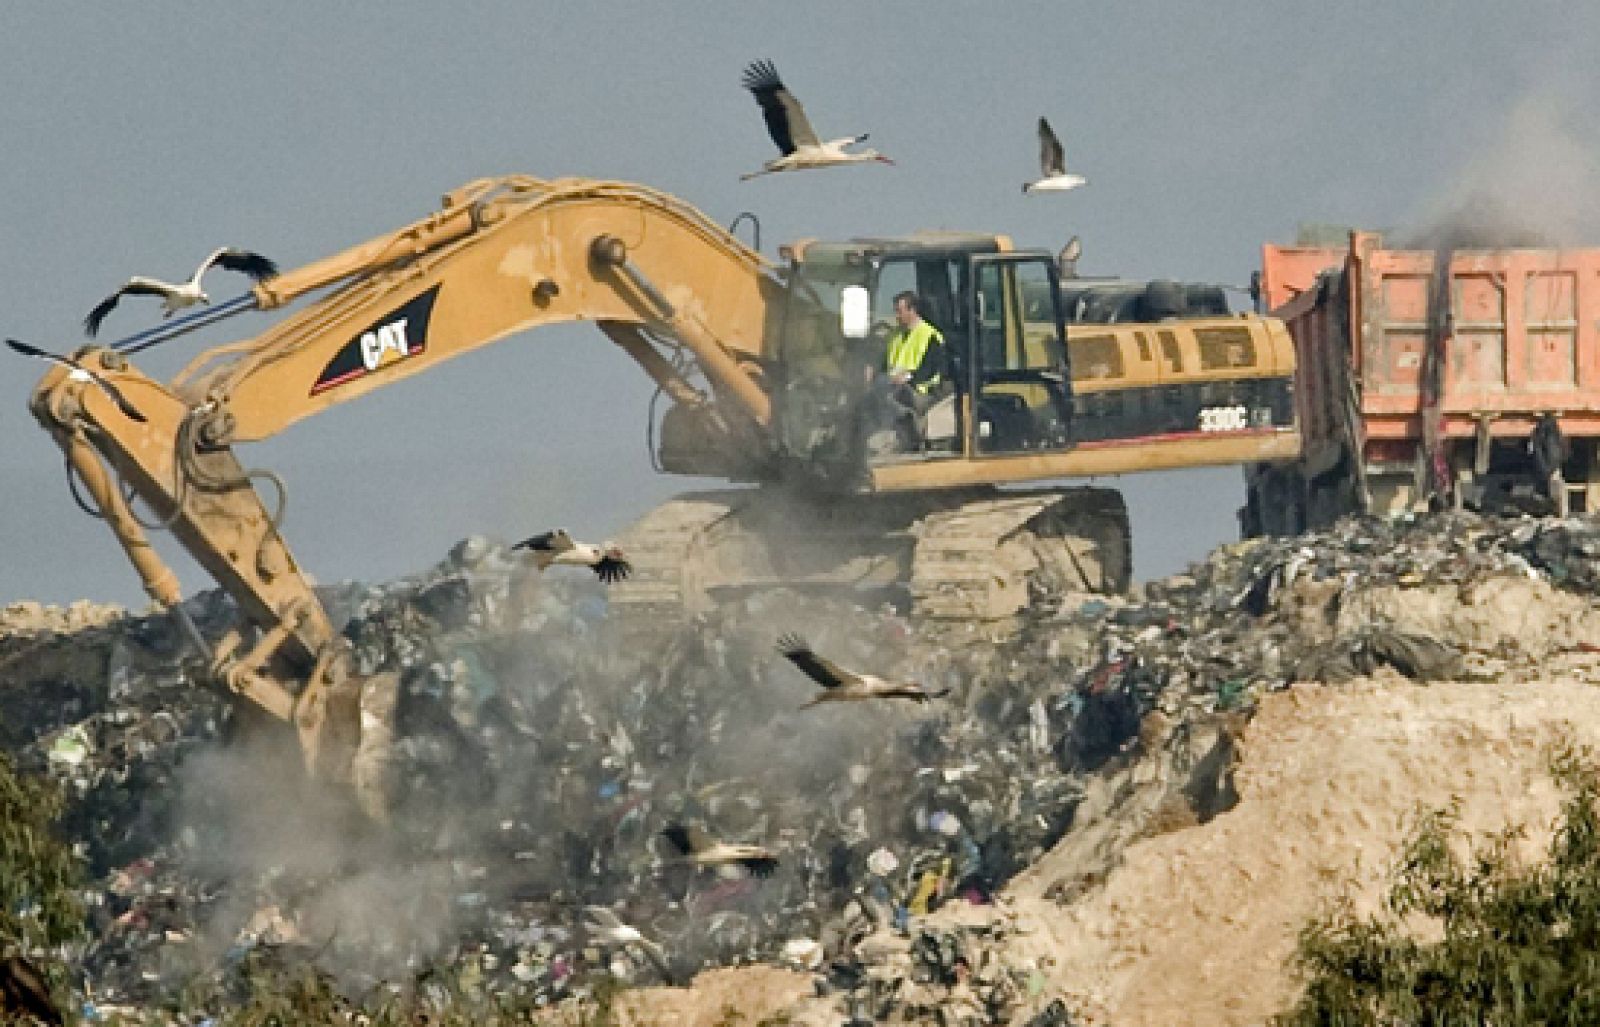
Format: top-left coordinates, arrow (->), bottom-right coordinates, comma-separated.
23,175 -> 1298,801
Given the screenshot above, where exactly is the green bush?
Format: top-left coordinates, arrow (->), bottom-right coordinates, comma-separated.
1279,746 -> 1600,1025
0,748 -> 84,950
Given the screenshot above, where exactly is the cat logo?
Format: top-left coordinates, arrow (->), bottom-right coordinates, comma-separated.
360,319 -> 412,371
312,286 -> 440,395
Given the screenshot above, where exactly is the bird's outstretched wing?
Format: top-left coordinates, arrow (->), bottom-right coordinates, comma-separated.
6,339 -> 147,422
207,247 -> 279,282
1038,116 -> 1067,178
660,823 -> 695,856
739,855 -> 779,878
1,953 -> 63,1026
6,338 -> 60,363
660,822 -> 717,856
776,633 -> 855,690
1059,235 -> 1083,270
633,935 -> 675,982
583,905 -> 625,930
84,278 -> 173,337
593,551 -> 632,583
513,528 -> 574,553
741,59 -> 819,153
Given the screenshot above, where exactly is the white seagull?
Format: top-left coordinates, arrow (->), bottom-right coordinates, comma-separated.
85,247 -> 279,337
5,339 -> 146,422
777,633 -> 950,709
1023,117 -> 1087,194
740,60 -> 893,180
660,823 -> 779,878
582,905 -> 675,981
511,528 -> 632,583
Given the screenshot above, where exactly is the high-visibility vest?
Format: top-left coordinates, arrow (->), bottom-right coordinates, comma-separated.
886,320 -> 943,392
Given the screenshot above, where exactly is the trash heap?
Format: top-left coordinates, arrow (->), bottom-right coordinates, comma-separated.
4,510 -> 1600,1021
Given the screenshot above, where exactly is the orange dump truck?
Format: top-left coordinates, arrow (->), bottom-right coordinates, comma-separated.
1241,231 -> 1600,535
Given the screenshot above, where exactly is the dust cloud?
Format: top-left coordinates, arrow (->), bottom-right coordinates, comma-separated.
1402,78 -> 1600,249
172,725 -> 461,985
156,550 -> 954,987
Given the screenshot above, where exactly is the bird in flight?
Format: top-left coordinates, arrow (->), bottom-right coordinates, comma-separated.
1,953 -> 62,1026
1058,235 -> 1083,278
85,246 -> 279,337
512,528 -> 632,583
583,905 -> 675,982
660,823 -> 779,878
5,339 -> 147,422
777,633 -> 949,709
1023,117 -> 1087,194
740,60 -> 893,180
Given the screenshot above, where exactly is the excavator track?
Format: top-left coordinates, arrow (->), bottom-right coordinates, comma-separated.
607,494 -> 737,620
909,488 -> 1131,620
610,486 -> 1132,627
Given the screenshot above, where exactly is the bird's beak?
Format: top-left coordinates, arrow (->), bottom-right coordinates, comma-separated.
877,155 -> 896,166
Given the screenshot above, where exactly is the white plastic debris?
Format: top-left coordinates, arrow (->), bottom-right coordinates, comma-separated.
781,937 -> 824,970
866,847 -> 900,877
47,725 -> 92,767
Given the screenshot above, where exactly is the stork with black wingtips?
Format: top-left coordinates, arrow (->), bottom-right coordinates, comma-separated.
776,633 -> 950,709
740,60 -> 894,180
511,528 -> 632,583
85,246 -> 279,337
660,823 -> 779,878
5,339 -> 147,422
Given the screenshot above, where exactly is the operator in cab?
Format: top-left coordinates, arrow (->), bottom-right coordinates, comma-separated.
861,290 -> 947,456
883,291 -> 944,400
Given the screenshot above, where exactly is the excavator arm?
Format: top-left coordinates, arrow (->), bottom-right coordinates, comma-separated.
25,176 -> 787,804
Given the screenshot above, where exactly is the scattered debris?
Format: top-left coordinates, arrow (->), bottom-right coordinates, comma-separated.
5,511 -> 1600,1019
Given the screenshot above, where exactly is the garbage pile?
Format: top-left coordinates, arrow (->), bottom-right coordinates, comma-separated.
825,918 -> 1056,1025
3,509 -> 1600,1020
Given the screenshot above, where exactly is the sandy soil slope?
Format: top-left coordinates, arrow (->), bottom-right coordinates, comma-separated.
626,668 -> 1600,1025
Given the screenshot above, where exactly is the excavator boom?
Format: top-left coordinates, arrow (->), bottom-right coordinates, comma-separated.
25,176 -> 789,804
176,177 -> 780,439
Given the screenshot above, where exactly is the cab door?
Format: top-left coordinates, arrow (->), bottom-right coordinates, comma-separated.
968,254 -> 1074,454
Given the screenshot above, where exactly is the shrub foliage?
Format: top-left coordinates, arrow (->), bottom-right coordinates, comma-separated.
1279,746 -> 1600,1025
0,748 -> 84,949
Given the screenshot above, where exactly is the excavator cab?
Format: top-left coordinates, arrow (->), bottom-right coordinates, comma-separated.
774,236 -> 1074,486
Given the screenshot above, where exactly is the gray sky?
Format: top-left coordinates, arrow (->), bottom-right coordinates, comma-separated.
4,2 -> 1598,608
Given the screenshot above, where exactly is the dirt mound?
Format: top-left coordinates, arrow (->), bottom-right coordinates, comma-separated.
1334,575 -> 1600,658
1014,673 -> 1597,1024
611,966 -> 813,1025
624,671 -> 1600,1024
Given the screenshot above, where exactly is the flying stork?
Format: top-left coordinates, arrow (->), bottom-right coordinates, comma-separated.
660,823 -> 779,878
5,338 -> 147,422
582,905 -> 675,982
511,528 -> 632,583
1023,117 -> 1087,194
85,246 -> 279,337
776,633 -> 950,709
740,59 -> 894,180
